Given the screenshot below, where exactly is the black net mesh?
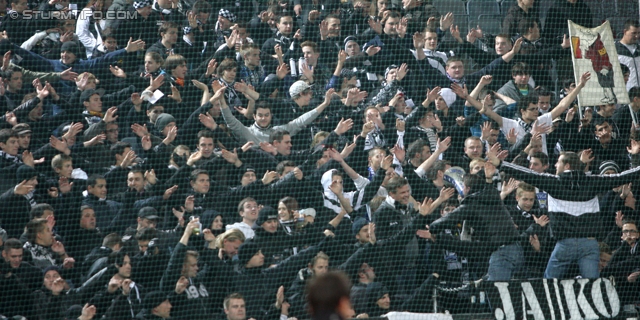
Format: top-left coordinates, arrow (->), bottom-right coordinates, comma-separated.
0,0 -> 639,319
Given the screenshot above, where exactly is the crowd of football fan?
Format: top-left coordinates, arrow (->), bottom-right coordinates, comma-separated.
3,0 -> 640,318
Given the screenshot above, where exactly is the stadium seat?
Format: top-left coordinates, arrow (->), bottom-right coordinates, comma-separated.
433,0 -> 467,17
467,0 -> 500,26
474,14 -> 503,36
500,0 -> 517,18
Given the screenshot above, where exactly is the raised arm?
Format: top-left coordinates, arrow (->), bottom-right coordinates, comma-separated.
468,75 -> 492,101
279,89 -> 335,134
416,136 -> 451,176
501,37 -> 523,63
550,71 -> 591,120
217,85 -> 254,144
488,152 -> 561,192
328,148 -> 360,181
452,83 -> 503,127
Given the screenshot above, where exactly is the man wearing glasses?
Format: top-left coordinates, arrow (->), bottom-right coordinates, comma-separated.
602,220 -> 640,306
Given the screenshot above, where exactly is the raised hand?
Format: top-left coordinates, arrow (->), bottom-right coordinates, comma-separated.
108,276 -> 123,293
438,187 -> 456,201
531,120 -> 551,135
119,150 -> 137,168
436,136 -> 451,153
300,60 -> 314,81
164,126 -> 178,144
413,31 -> 425,49
175,276 -> 189,294
628,139 -> 640,154
205,59 -> 218,77
109,65 -> 126,78
390,144 -> 405,162
210,85 -> 227,103
506,128 -> 517,145
276,63 -> 289,80
4,111 -> 15,126
396,118 -> 405,132
293,167 -> 303,180
22,150 -> 35,167
141,134 -> 152,151
324,88 -> 336,103
168,85 -> 182,103
262,171 -> 278,185
580,148 -> 594,164
439,12 -> 454,31
479,75 -> 493,86
366,46 -> 381,56
380,155 -> 394,170
199,113 -> 217,130
334,118 -> 354,135
125,38 -> 145,53
191,79 -> 208,91
418,197 -> 435,216
578,71 -> 591,87
50,135 -> 70,154
397,17 -> 408,38
185,195 -> 195,213
368,18 -> 382,34
423,86 -> 441,107
103,107 -> 118,123
501,177 -> 518,195
530,235 -> 541,252
84,134 -> 106,147
163,185 -> 178,200
58,177 -> 73,193
450,25 -> 462,43
145,169 -> 157,185
221,148 -> 240,165
149,74 -> 165,90
396,63 -> 408,81
259,142 -> 277,155
361,121 -> 375,137
319,19 -> 329,40
512,37 -> 524,54
187,151 -> 202,166
81,304 -> 97,320
241,141 -> 255,152
533,214 -> 550,227
450,83 -> 468,99
14,179 -> 35,195
338,50 -> 347,64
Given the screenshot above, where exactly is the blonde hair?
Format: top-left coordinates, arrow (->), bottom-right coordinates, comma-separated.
311,131 -> 330,148
215,228 -> 246,249
469,159 -> 486,171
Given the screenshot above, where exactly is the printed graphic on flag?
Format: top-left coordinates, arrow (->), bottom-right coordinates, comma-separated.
568,20 -> 630,106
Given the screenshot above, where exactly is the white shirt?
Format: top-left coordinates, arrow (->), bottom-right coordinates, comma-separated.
225,222 -> 255,239
501,112 -> 552,155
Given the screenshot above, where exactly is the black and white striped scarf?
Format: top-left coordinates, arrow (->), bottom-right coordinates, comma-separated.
0,150 -> 21,164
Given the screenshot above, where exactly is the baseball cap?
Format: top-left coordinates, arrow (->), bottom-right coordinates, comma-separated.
138,207 -> 160,220
80,88 -> 105,103
289,80 -> 311,98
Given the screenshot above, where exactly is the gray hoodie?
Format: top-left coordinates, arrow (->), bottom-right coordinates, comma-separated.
221,106 -> 320,145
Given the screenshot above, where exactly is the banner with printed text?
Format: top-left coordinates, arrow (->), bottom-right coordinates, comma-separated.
569,20 -> 630,106
482,278 -> 623,320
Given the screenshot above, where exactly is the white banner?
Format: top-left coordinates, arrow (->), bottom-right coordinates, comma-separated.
568,20 -> 630,107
